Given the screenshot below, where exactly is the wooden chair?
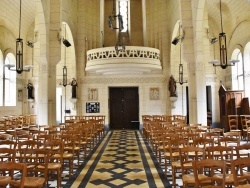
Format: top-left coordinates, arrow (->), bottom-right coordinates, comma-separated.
179,146 -> 205,188
142,120 -> 151,141
158,132 -> 178,165
228,115 -> 242,136
192,158 -> 226,188
218,136 -> 240,148
64,130 -> 81,165
16,148 -> 50,188
161,115 -> 174,123
240,115 -> 250,140
59,134 -> 76,177
235,143 -> 250,158
242,120 -> 250,142
210,128 -> 224,136
16,140 -> 42,161
193,137 -> 214,149
0,140 -> 17,149
0,161 -> 27,188
207,146 -> 234,187
0,148 -> 16,162
77,126 -> 89,159
231,157 -> 250,187
202,132 -> 220,140
16,134 -> 34,143
152,115 -> 162,122
44,140 -> 64,188
182,132 -> 200,146
189,123 -> 201,130
168,138 -> 188,188
0,133 -> 13,140
0,120 -> 7,133
36,134 -> 53,143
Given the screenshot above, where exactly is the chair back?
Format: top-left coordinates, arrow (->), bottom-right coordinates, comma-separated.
0,161 -> 27,188
0,148 -> 16,162
231,157 -> 250,186
193,158 -> 226,188
22,148 -> 50,187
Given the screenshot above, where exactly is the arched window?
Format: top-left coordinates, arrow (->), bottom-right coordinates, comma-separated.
231,49 -> 243,90
244,43 -> 250,98
119,0 -> 129,33
4,53 -> 16,106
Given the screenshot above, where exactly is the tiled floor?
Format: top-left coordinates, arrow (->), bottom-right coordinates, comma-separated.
55,132 -> 250,188
48,131 -> 248,188
60,130 -> 172,188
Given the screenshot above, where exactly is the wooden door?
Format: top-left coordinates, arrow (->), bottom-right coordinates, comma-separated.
109,87 -> 139,130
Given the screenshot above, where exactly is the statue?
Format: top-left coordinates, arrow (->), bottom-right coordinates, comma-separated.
71,78 -> 77,98
27,82 -> 34,99
168,75 -> 177,97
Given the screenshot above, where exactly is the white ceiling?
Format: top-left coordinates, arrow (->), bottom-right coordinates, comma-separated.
0,0 -> 35,39
206,0 -> 250,35
0,0 -> 249,41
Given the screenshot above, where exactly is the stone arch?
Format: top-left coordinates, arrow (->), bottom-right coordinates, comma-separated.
244,42 -> 250,97
34,0 -> 48,67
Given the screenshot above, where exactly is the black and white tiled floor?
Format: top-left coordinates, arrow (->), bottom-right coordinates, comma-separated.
49,131 -> 247,188
56,130 -> 172,188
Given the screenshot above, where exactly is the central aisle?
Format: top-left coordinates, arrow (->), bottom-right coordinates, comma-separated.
65,130 -> 171,188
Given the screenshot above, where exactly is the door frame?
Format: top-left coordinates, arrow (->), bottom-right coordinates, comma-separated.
109,86 -> 139,130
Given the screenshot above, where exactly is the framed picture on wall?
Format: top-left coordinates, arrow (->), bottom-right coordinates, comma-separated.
86,102 -> 100,113
88,88 -> 98,101
18,89 -> 23,101
150,87 -> 160,100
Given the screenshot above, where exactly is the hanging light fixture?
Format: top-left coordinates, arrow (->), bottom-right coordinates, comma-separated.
208,0 -> 239,69
62,24 -> 70,87
107,0 -> 124,31
178,41 -> 187,85
107,0 -> 126,52
173,22 -> 187,85
62,66 -> 67,87
4,0 -> 32,74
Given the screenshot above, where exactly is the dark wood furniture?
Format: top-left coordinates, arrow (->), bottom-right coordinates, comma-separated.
218,85 -> 249,132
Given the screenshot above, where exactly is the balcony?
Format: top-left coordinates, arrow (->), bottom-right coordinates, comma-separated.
86,46 -> 162,75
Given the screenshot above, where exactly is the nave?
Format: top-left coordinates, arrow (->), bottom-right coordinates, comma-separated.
64,130 -> 172,188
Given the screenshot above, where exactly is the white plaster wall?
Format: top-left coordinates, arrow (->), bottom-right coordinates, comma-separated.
81,76 -> 168,128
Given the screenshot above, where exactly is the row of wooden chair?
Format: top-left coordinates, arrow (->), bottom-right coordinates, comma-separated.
142,114 -> 187,124
0,119 -> 106,187
142,118 -> 250,187
0,114 -> 37,133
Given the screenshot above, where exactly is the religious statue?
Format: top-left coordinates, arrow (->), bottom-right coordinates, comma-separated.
71,78 -> 77,98
168,75 -> 177,97
27,82 -> 34,99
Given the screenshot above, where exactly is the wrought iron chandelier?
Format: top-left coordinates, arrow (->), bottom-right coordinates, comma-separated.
173,22 -> 187,85
208,0 -> 238,69
4,0 -> 32,74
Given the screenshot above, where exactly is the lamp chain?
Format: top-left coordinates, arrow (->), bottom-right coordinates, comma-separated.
112,0 -> 116,15
19,0 -> 22,38
219,0 -> 223,33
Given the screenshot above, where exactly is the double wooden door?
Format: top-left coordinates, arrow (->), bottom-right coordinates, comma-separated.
109,87 -> 139,130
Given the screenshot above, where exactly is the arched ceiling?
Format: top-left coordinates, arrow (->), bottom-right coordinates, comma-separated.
0,0 -> 249,44
206,0 -> 250,35
0,0 -> 35,39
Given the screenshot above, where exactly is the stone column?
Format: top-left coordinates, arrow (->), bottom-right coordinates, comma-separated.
180,0 -> 207,124
37,0 -> 61,125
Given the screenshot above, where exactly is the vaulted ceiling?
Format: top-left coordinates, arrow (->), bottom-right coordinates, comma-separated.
0,0 -> 35,39
0,0 -> 249,43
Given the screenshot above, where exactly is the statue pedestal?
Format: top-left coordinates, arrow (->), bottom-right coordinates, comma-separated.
170,96 -> 178,109
70,98 -> 77,110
